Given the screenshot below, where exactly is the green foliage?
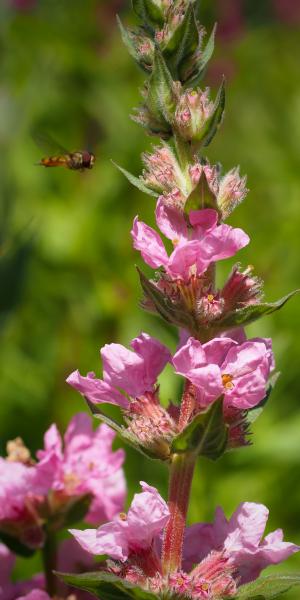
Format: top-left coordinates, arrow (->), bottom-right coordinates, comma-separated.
58,570 -> 157,600
171,398 -> 228,460
233,574 -> 300,599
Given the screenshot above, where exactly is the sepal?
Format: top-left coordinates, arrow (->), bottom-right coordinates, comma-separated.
132,48 -> 176,137
113,162 -> 159,197
132,0 -> 165,28
233,574 -> 300,599
213,289 -> 300,333
57,570 -> 157,600
162,3 -> 199,81
171,398 -> 228,461
86,397 -> 171,461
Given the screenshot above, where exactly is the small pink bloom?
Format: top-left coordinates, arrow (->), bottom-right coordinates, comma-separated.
70,481 -> 169,562
67,333 -> 171,408
37,413 -> 126,524
132,206 -> 249,283
183,503 -> 299,584
0,543 -> 44,600
15,592 -> 50,600
173,335 -> 274,410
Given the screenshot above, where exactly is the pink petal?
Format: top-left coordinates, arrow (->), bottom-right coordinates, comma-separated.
199,224 -> 249,263
16,592 -> 50,600
224,502 -> 269,552
155,198 -> 188,242
168,240 -> 209,280
101,343 -> 147,397
182,523 -> 216,571
66,370 -> 129,409
127,482 -> 169,550
203,337 -> 237,367
222,341 -> 270,378
70,523 -> 129,561
173,337 -> 207,372
42,424 -> 62,456
225,367 -> 268,409
189,208 -> 218,238
130,333 -> 171,388
131,217 -> 169,269
64,412 -> 93,451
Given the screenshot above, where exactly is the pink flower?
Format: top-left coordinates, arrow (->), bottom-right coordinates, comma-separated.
173,335 -> 274,410
70,481 -> 170,562
67,333 -> 171,408
132,205 -> 249,282
0,543 -> 44,600
67,335 -> 177,459
15,592 -> 49,600
183,503 -> 299,584
36,413 -> 126,524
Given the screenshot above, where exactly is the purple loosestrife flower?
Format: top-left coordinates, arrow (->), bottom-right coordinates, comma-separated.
0,414 -> 126,548
67,333 -> 177,459
70,484 -> 298,599
173,334 -> 274,410
132,206 -> 249,282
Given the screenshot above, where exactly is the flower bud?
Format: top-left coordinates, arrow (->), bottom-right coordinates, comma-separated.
217,167 -> 248,218
141,144 -> 192,197
174,87 -> 215,142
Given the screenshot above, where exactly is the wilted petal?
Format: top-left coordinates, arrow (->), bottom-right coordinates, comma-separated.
131,217 -> 169,269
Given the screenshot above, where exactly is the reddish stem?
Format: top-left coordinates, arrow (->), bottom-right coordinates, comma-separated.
178,379 -> 197,430
162,452 -> 196,575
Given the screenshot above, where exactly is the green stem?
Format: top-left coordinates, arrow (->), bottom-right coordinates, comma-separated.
42,532 -> 57,596
161,452 -> 196,575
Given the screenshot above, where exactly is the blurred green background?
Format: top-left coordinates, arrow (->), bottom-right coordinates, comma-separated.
0,0 -> 300,593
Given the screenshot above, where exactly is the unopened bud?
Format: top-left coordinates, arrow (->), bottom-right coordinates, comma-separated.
174,87 -> 215,142
217,167 -> 248,218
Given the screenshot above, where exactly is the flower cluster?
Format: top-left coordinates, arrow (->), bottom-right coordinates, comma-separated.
0,414 -> 126,550
3,0 -> 299,598
70,483 -> 298,599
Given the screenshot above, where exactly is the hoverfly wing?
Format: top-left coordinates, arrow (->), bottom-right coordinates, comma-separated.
32,130 -> 69,156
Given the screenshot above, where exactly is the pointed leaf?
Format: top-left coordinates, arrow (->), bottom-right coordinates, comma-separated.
234,574 -> 300,599
57,570 -> 158,600
113,162 -> 158,197
132,0 -> 164,28
187,24 -> 217,86
171,398 -> 228,460
184,169 -> 218,213
216,289 -> 300,331
163,4 -> 199,80
147,48 -> 175,126
200,77 -> 225,147
117,18 -> 140,63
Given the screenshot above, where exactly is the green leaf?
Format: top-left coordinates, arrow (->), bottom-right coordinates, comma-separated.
112,161 -> 158,197
187,24 -> 217,86
147,48 -> 175,127
234,574 -> 300,599
117,17 -> 140,64
132,0 -> 164,28
163,4 -> 199,80
57,570 -> 158,600
215,289 -> 300,331
0,531 -> 36,558
184,169 -> 218,214
171,398 -> 228,460
201,77 -> 225,146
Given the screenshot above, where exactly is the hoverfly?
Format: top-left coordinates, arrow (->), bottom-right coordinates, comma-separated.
33,132 -> 95,171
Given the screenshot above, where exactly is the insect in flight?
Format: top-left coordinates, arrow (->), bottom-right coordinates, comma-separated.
33,132 -> 95,171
